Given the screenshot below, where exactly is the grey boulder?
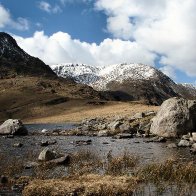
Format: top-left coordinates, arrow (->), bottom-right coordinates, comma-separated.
38,148 -> 56,161
178,139 -> 192,147
150,98 -> 196,138
0,119 -> 28,135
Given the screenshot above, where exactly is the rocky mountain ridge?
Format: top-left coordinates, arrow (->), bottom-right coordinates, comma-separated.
52,63 -> 191,105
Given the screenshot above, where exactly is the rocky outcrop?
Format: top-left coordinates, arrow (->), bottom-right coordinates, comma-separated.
0,119 -> 28,135
150,97 -> 196,138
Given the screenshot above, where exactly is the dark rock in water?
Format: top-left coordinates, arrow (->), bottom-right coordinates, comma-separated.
150,97 -> 196,138
40,140 -> 49,147
48,154 -> 70,165
41,140 -> 57,146
24,161 -> 39,169
13,143 -> 23,147
102,141 -> 109,144
0,176 -> 8,184
38,148 -> 56,161
113,133 -> 133,139
0,119 -> 28,135
75,139 -> 92,146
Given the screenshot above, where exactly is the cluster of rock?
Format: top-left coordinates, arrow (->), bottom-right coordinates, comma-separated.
177,133 -> 196,154
59,111 -> 157,137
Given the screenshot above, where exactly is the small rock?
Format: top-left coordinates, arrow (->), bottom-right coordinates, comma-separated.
40,140 -> 49,146
75,140 -> 92,146
6,135 -> 14,138
113,133 -> 133,139
49,154 -> 70,165
166,143 -> 177,148
181,134 -> 190,140
24,161 -> 39,169
144,111 -> 156,117
190,143 -> 196,154
97,130 -> 109,137
102,142 -> 109,144
41,129 -> 48,133
190,133 -> 196,142
38,148 -> 56,161
13,143 -> 23,147
146,136 -> 167,143
108,121 -> 123,132
178,139 -> 191,147
119,123 -> 131,133
132,112 -> 145,119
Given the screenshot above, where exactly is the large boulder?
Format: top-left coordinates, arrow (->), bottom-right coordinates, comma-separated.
0,119 -> 28,135
150,97 -> 196,138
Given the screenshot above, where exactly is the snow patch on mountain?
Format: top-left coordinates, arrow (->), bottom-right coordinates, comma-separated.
51,63 -> 161,90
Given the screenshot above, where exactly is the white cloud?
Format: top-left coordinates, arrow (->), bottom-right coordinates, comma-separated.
0,4 -> 29,30
38,1 -> 62,13
0,4 -> 10,28
95,0 -> 196,76
160,66 -> 176,80
14,31 -> 156,66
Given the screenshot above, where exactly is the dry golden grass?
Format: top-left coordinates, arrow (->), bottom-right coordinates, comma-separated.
24,101 -> 159,123
23,174 -> 139,196
0,76 -> 159,123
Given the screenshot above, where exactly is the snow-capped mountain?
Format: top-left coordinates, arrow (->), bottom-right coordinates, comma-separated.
51,63 -> 167,89
51,63 -> 180,105
175,83 -> 196,99
50,63 -> 101,85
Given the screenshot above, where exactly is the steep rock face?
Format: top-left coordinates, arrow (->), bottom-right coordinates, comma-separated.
51,63 -> 178,105
0,32 -> 55,78
150,97 -> 196,138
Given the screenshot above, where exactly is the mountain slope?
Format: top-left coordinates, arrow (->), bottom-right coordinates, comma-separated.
0,32 -> 55,78
51,63 -> 181,105
0,32 -> 105,122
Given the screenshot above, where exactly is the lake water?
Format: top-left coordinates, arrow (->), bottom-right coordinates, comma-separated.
25,123 -> 76,132
0,123 -> 195,195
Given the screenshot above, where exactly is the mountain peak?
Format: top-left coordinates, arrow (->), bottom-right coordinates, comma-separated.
0,32 -> 55,78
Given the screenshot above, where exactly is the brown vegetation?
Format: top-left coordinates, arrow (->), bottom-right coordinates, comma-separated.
0,76 -> 159,123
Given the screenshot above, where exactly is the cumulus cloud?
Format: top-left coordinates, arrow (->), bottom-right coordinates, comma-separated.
160,66 -> 176,80
0,4 -> 29,30
14,31 -> 156,66
38,1 -> 62,14
95,0 -> 196,76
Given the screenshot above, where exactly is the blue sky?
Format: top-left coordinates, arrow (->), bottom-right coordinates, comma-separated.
0,0 -> 196,84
